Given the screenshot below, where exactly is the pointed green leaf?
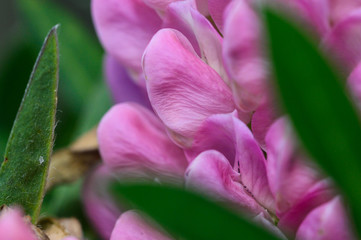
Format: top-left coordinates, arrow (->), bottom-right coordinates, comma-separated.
16,0 -> 108,146
0,26 -> 59,222
112,183 -> 282,240
263,8 -> 361,236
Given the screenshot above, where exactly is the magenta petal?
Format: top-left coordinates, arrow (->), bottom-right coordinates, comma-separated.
323,8 -> 361,70
91,0 -> 162,75
277,179 -> 334,237
98,103 -> 187,176
0,208 -> 37,240
186,112 -> 274,213
185,150 -> 264,215
295,197 -> 356,240
251,102 -> 278,150
223,0 -> 268,112
266,118 -> 325,215
110,211 -> 173,240
143,29 -> 235,147
348,61 -> 361,109
329,0 -> 361,24
142,0 -> 179,13
208,0 -> 231,33
83,165 -> 121,239
164,1 -> 227,81
104,55 -> 151,109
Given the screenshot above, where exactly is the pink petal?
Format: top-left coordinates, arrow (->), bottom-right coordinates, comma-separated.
98,103 -> 187,177
251,102 -> 278,150
62,237 -> 79,240
142,29 -> 235,147
323,8 -> 361,71
348,61 -> 361,110
164,1 -> 227,81
186,111 -> 274,212
142,0 -> 180,14
0,208 -> 37,240
104,55 -> 151,109
295,196 -> 356,240
195,0 -> 209,16
329,0 -> 361,24
185,150 -> 265,215
91,0 -> 162,77
208,0 -> 231,33
266,118 -> 325,216
223,0 -> 268,112
110,210 -> 173,240
83,165 -> 121,239
277,179 -> 334,237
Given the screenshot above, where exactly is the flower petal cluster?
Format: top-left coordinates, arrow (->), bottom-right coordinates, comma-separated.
87,0 -> 361,239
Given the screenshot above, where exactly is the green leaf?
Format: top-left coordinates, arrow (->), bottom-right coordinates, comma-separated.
111,183 -> 282,240
263,8 -> 361,235
0,26 -> 59,223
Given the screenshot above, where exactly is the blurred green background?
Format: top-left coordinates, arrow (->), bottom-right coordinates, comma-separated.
0,1 -> 110,239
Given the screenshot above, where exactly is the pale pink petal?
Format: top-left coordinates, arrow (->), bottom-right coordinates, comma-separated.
277,179 -> 334,237
323,8 -> 361,70
186,112 -> 274,213
251,102 -> 278,150
104,55 -> 151,109
348,61 -> 361,110
195,0 -> 209,16
185,150 -> 264,215
83,165 -> 121,239
142,0 -> 180,14
110,211 -> 173,240
143,29 -> 235,147
329,0 -> 361,24
91,0 -> 162,77
0,208 -> 37,240
98,103 -> 187,177
208,0 -> 231,33
164,1 -> 227,81
266,118 -> 325,216
62,237 -> 79,240
223,0 -> 268,112
295,197 -> 356,240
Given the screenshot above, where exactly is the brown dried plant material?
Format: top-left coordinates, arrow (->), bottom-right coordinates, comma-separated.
46,127 -> 100,191
37,217 -> 83,240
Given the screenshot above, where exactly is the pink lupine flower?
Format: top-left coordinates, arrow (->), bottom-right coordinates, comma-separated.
84,103 -> 188,239
184,111 -> 274,216
104,55 -> 151,108
91,0 -> 162,81
97,103 -> 187,176
265,118 -> 334,236
110,211 -> 173,240
295,197 -> 356,240
88,0 -> 361,239
0,208 -> 37,240
142,28 -> 237,147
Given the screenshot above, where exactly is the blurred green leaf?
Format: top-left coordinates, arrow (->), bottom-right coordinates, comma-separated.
112,183 -> 281,240
0,26 -> 59,222
264,8 -> 361,236
16,0 -> 107,146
